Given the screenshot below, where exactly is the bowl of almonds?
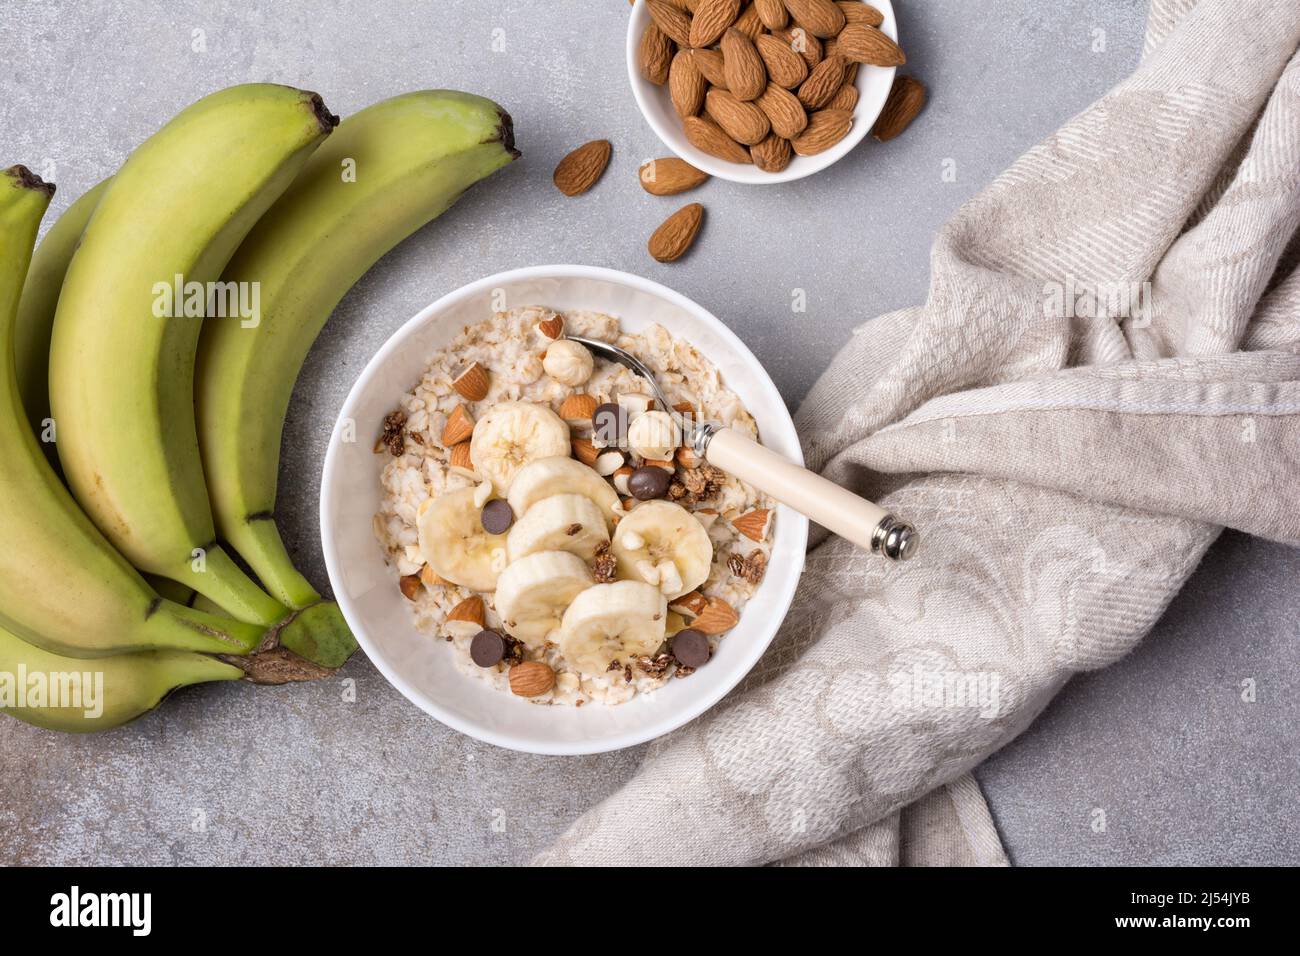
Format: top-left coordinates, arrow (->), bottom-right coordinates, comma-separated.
627,0 -> 903,183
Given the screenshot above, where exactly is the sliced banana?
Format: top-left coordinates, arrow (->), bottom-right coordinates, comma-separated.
559,581 -> 668,676
494,550 -> 594,648
506,455 -> 621,523
417,487 -> 508,592
507,493 -> 610,563
469,401 -> 570,494
610,499 -> 713,600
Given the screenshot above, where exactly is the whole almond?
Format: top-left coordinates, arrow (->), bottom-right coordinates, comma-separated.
419,564 -> 445,588
750,132 -> 793,173
754,0 -> 789,29
836,23 -> 905,65
873,74 -> 926,141
553,139 -> 612,196
755,33 -> 808,88
689,0 -> 741,47
449,441 -> 473,472
447,595 -> 486,627
791,108 -> 852,154
669,49 -> 707,117
508,661 -> 555,697
537,312 -> 565,340
837,0 -> 884,26
733,2 -> 765,39
646,0 -> 692,47
572,436 -> 599,467
705,87 -> 771,145
559,392 -> 599,423
721,28 -> 767,101
683,114 -> 753,163
692,597 -> 740,634
732,508 -> 772,542
639,157 -> 710,195
797,54 -> 847,109
782,0 -> 845,37
755,84 -> 808,139
639,23 -> 673,86
648,203 -> 705,263
689,48 -> 729,89
827,80 -> 859,112
441,404 -> 475,446
399,574 -> 423,601
452,361 -> 490,401
774,26 -> 823,68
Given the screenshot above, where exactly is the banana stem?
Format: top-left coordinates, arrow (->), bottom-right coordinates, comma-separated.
231,518 -> 322,609
165,545 -> 288,627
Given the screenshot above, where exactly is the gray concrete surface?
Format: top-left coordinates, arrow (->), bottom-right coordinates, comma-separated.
0,0 -> 1294,866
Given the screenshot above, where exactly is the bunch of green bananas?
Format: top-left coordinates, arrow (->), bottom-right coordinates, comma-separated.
1,84 -> 519,732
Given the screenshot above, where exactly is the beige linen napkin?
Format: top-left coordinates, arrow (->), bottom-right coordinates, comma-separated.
535,0 -> 1300,866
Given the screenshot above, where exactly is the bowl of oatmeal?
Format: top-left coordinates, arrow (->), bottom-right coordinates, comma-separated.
321,265 -> 807,754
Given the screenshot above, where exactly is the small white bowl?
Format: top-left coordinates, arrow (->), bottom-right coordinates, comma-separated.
626,0 -> 899,184
320,266 -> 808,755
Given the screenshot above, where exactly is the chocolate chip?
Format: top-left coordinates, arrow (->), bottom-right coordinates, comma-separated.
628,465 -> 671,500
470,629 -> 507,667
592,402 -> 627,447
671,629 -> 711,668
480,499 -> 514,534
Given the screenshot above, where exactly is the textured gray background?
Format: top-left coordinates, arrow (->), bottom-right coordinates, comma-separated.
1,0 -> 1295,866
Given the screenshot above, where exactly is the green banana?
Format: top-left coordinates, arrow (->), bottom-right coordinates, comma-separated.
0,624 -> 241,733
15,178 -> 108,445
0,165 -> 264,658
197,90 -> 519,612
48,84 -> 337,627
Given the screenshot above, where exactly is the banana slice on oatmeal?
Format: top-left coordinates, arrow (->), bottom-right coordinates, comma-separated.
469,401 -> 570,494
494,550 -> 594,648
559,581 -> 668,676
417,487 -> 509,592
507,493 -> 610,563
610,499 -> 713,600
506,456 -> 621,522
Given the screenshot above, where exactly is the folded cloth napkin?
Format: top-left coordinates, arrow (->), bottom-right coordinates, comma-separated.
535,0 -> 1300,866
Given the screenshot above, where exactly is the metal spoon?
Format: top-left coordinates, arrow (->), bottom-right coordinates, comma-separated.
567,335 -> 918,561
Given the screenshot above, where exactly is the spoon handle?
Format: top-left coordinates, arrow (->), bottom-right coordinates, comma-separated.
702,428 -> 918,561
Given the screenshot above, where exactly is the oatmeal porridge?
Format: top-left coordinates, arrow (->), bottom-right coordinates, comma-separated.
373,306 -> 773,706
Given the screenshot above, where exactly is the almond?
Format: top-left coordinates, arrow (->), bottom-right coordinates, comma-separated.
669,49 -> 707,118
646,0 -> 692,47
448,441 -> 473,473
419,564 -> 445,588
689,48 -> 729,89
705,88 -> 770,145
733,2 -> 765,39
755,33 -> 808,89
750,132 -> 793,172
399,574 -> 423,601
756,84 -> 808,139
782,0 -> 845,37
732,508 -> 772,541
669,591 -> 710,617
639,157 -> 710,196
553,139 -> 612,197
836,0 -> 883,26
559,392 -> 598,424
508,661 -> 555,697
683,115 -> 753,164
648,203 -> 705,263
836,23 -> 905,66
537,312 -> 565,340
827,80 -> 859,112
441,404 -> 475,446
689,0 -> 741,47
675,444 -> 701,469
692,597 -> 740,634
721,28 -> 766,101
572,436 -> 599,467
797,54 -> 847,110
791,108 -> 852,155
639,22 -> 673,86
774,26 -> 823,68
452,361 -> 490,401
873,75 -> 926,141
447,594 -> 486,627
755,0 -> 789,29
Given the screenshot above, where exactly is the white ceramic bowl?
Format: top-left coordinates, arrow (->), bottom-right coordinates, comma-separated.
320,265 -> 808,755
625,0 -> 899,184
